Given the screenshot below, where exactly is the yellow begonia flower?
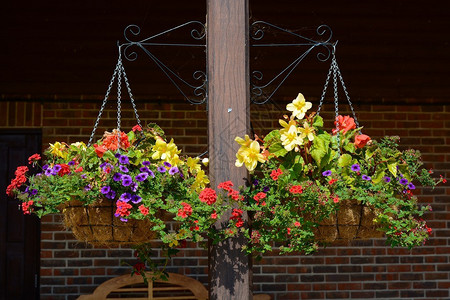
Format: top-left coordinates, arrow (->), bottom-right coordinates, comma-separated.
49,142 -> 68,159
187,157 -> 201,173
152,138 -> 181,163
280,124 -> 303,151
286,93 -> 312,120
167,154 -> 183,167
235,140 -> 266,172
191,169 -> 210,192
299,121 -> 315,142
235,134 -> 252,147
279,119 -> 298,135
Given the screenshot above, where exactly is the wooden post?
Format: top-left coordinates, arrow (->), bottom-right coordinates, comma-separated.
207,0 -> 251,299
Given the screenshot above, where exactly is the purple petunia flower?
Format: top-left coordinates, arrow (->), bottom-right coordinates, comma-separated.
163,162 -> 172,168
179,171 -> 184,179
362,175 -> 371,181
81,174 -> 87,179
140,166 -> 150,173
120,192 -> 132,202
148,170 -> 155,178
142,161 -> 151,166
45,168 -> 53,176
53,164 -> 62,172
114,152 -> 122,158
100,186 -> 111,194
113,173 -> 122,181
84,185 -> 92,191
121,175 -> 133,187
42,164 -> 49,170
106,190 -> 116,200
157,166 -> 166,173
120,217 -> 128,222
253,179 -> 259,186
399,178 -> 409,185
119,165 -> 129,173
351,164 -> 361,172
408,182 -> 416,190
384,176 -> 391,183
68,161 -> 75,166
130,182 -> 138,192
169,166 -> 179,175
135,172 -> 149,182
30,189 -> 38,196
263,186 -> 270,193
322,170 -> 332,177
100,162 -> 107,168
131,195 -> 142,204
119,155 -> 129,165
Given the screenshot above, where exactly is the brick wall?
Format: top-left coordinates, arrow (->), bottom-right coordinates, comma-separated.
1,98 -> 449,299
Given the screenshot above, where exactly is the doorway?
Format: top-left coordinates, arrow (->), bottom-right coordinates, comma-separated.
0,131 -> 41,300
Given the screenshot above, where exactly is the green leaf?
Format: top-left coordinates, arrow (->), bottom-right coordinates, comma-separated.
310,133 -> 331,166
311,148 -> 325,166
365,145 -> 378,160
338,154 -> 352,167
313,115 -> 324,128
397,164 -> 411,181
269,142 -> 288,157
343,142 -> 356,154
372,170 -> 386,184
387,159 -> 397,177
127,130 -> 136,143
263,130 -> 280,146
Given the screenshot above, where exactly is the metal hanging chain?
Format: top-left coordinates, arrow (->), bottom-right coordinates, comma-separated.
87,46 -> 144,147
87,59 -> 121,147
317,58 -> 334,115
332,56 -> 341,156
317,48 -> 363,155
120,63 -> 144,135
334,59 -> 361,129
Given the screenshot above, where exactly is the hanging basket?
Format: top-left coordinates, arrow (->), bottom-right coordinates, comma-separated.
314,199 -> 384,243
62,199 -> 157,247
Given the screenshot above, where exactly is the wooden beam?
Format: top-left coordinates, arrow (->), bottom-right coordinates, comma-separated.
207,0 -> 251,299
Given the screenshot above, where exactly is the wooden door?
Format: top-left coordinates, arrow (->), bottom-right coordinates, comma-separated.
0,131 -> 41,300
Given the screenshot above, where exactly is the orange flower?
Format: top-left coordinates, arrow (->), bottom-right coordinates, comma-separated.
354,134 -> 371,149
333,115 -> 356,134
94,144 -> 107,158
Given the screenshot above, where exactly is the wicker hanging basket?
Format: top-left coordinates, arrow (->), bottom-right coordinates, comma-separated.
62,199 -> 156,247
313,199 -> 384,243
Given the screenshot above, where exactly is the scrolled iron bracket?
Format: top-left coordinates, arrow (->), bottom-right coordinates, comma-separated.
250,21 -> 335,104
119,21 -> 207,105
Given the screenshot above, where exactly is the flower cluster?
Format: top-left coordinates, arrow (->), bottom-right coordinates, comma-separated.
6,124 -> 225,254
228,93 -> 444,256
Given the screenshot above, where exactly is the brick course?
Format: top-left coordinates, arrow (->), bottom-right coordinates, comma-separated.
1,97 -> 449,299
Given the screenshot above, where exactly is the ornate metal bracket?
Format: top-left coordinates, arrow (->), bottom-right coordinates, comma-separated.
119,21 -> 207,105
250,21 -> 335,104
